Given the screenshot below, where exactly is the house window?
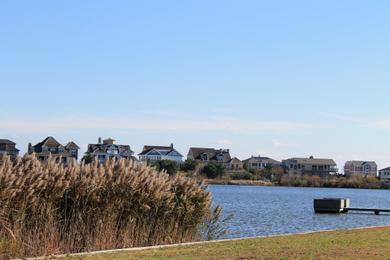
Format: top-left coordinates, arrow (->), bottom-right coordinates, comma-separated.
217,154 -> 224,162
201,154 -> 208,161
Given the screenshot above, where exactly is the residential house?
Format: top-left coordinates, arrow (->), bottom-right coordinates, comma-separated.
344,161 -> 378,177
28,136 -> 80,164
139,144 -> 183,163
187,147 -> 233,168
282,156 -> 338,177
0,139 -> 19,163
228,157 -> 244,170
243,156 -> 282,171
379,167 -> 390,181
86,137 -> 135,164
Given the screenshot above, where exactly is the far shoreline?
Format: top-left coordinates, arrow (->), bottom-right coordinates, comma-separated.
204,178 -> 390,190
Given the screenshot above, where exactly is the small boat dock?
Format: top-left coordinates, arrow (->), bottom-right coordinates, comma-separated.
314,198 -> 390,215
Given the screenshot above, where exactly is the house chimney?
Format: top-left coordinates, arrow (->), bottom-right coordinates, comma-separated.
28,143 -> 32,154
98,137 -> 102,144
170,143 -> 174,149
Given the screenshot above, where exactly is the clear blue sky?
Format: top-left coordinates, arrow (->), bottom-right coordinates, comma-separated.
1,1 -> 390,170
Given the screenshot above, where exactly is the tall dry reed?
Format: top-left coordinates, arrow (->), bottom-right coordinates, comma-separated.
0,155 -> 212,258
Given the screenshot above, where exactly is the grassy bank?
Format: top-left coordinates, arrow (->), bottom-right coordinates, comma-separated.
68,226 -> 390,259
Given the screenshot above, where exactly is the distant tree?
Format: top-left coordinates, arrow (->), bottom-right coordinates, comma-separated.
260,164 -> 273,180
243,162 -> 250,171
202,162 -> 225,179
152,160 -> 179,175
181,159 -> 198,172
81,154 -> 95,165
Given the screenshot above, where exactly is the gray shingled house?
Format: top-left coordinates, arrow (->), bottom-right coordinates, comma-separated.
0,139 -> 19,163
344,161 -> 377,177
282,156 -> 338,177
28,136 -> 80,164
86,137 -> 135,164
243,156 -> 282,171
187,147 -> 241,169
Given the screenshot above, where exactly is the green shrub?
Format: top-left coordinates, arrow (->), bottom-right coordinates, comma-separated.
151,159 -> 179,175
202,162 -> 225,179
181,159 -> 198,172
230,171 -> 253,180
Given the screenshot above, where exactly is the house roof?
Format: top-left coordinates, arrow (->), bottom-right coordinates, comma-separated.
345,161 -> 377,167
87,143 -> 134,155
188,147 -> 218,158
379,167 -> 390,172
285,157 -> 336,166
65,141 -> 80,149
228,157 -> 242,164
243,156 -> 281,165
118,145 -> 134,156
139,145 -> 183,157
0,139 -> 16,145
33,136 -> 61,148
188,147 -> 231,162
0,139 -> 19,152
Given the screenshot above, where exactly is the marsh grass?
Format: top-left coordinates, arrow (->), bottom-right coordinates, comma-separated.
0,155 -> 212,258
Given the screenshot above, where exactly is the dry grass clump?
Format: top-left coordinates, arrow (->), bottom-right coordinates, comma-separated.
0,155 -> 212,258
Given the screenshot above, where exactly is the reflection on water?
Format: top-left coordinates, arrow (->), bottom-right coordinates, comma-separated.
210,185 -> 390,239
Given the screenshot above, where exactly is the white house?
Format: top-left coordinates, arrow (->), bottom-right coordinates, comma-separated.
379,167 -> 390,181
138,144 -> 183,163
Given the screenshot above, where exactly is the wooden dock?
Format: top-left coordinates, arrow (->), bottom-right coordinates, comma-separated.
345,208 -> 390,215
314,198 -> 390,215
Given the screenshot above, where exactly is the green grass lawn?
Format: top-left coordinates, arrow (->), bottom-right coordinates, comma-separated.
67,226 -> 390,259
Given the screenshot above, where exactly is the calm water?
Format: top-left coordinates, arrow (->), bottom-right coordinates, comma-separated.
210,185 -> 390,239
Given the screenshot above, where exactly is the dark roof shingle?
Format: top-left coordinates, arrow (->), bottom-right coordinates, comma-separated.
0,139 -> 16,145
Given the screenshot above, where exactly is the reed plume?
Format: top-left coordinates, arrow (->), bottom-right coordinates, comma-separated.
0,155 -> 212,258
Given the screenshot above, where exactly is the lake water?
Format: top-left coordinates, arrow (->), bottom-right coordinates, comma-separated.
210,185 -> 390,239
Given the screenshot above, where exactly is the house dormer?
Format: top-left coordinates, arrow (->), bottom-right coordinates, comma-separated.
216,153 -> 224,162
201,153 -> 209,161
106,145 -> 119,155
58,145 -> 65,153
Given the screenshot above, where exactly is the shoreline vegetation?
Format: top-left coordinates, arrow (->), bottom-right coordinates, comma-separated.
174,159 -> 389,190
0,156 -> 218,259
67,226 -> 390,259
204,175 -> 390,190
